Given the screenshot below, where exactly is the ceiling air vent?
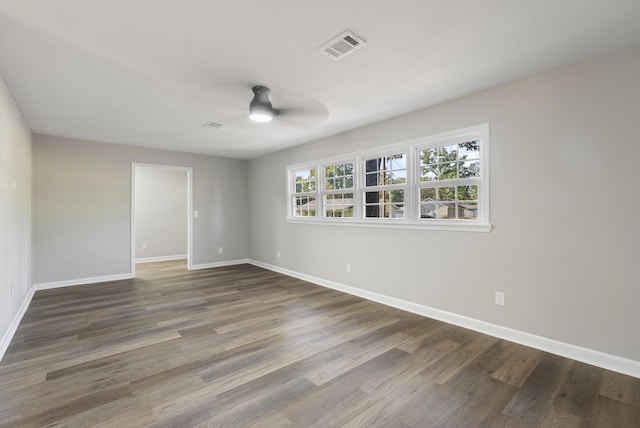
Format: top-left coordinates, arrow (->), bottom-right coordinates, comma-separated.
319,30 -> 367,60
203,121 -> 223,129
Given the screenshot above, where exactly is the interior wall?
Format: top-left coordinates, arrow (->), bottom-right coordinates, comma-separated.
248,44 -> 640,362
134,166 -> 188,261
33,135 -> 248,284
0,73 -> 32,352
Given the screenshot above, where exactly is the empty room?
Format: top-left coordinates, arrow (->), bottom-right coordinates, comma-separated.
1,1 -> 640,427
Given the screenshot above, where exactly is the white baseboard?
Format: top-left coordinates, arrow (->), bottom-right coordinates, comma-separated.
33,273 -> 134,291
190,259 -> 250,271
135,255 -> 187,263
0,288 -> 35,361
249,260 -> 640,379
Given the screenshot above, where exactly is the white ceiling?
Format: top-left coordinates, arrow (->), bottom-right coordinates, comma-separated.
1,1 -> 640,159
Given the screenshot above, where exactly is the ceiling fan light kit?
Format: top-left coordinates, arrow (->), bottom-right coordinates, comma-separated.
249,86 -> 274,122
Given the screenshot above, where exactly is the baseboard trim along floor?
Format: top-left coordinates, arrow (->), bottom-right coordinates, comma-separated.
250,260 -> 640,379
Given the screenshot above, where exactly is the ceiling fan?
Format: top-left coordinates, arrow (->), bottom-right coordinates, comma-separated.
212,84 -> 328,127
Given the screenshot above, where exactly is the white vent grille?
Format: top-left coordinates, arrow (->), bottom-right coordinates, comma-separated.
319,30 -> 366,60
203,121 -> 223,129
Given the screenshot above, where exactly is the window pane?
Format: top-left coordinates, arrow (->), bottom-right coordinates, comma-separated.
439,202 -> 456,219
458,202 -> 478,220
365,172 -> 378,187
324,193 -> 354,218
457,185 -> 478,201
439,162 -> 457,180
324,163 -> 354,190
420,148 -> 437,165
383,203 -> 404,218
459,161 -> 480,178
390,169 -> 406,184
364,154 -> 406,186
390,190 -> 404,203
459,140 -> 480,159
421,165 -> 438,181
325,178 -> 334,190
294,168 -> 316,193
420,187 -> 436,201
438,145 -> 457,162
345,163 -> 354,175
438,187 -> 456,201
379,172 -> 388,185
391,156 -> 406,170
293,196 -> 316,217
365,158 -> 380,173
364,190 -> 404,218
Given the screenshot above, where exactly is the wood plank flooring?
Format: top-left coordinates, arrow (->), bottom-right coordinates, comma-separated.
1,260 -> 639,427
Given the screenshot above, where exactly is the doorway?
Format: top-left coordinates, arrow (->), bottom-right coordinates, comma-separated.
131,163 -> 193,277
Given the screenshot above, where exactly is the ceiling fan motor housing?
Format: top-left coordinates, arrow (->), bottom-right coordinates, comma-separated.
250,86 -> 274,122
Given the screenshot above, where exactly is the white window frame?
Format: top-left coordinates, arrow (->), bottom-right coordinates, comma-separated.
415,130 -> 487,226
320,160 -> 356,219
289,165 -> 318,218
286,124 -> 491,232
361,151 -> 408,221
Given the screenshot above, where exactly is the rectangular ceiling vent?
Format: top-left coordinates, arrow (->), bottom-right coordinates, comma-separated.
319,30 -> 367,60
203,121 -> 223,129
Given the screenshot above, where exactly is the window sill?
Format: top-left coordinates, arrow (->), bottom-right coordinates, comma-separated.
286,218 -> 492,232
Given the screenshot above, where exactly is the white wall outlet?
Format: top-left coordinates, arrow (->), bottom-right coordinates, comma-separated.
218,247 -> 223,254
142,242 -> 147,250
276,250 -> 281,258
495,291 -> 505,306
193,210 -> 199,218
10,282 -> 15,296
11,177 -> 17,191
346,263 -> 351,274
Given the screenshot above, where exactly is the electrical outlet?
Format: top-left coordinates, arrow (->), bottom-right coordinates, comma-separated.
142,242 -> 147,250
276,250 -> 281,258
10,282 -> 15,296
193,210 -> 199,218
346,264 -> 351,274
495,291 -> 505,306
218,247 -> 223,254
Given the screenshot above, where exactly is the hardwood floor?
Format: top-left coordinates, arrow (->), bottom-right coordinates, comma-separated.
1,260 -> 639,427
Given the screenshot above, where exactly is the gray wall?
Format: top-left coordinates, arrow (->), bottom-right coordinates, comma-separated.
0,73 -> 31,348
134,166 -> 188,260
248,45 -> 640,361
33,135 -> 248,284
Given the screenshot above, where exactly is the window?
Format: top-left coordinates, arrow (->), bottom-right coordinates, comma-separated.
291,167 -> 316,217
363,153 -> 406,219
418,140 -> 480,220
287,124 -> 490,231
322,162 -> 354,218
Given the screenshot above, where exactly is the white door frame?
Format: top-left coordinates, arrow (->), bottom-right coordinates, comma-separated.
131,163 -> 193,277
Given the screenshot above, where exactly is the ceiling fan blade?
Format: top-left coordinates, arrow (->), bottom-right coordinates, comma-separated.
273,106 -> 329,127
